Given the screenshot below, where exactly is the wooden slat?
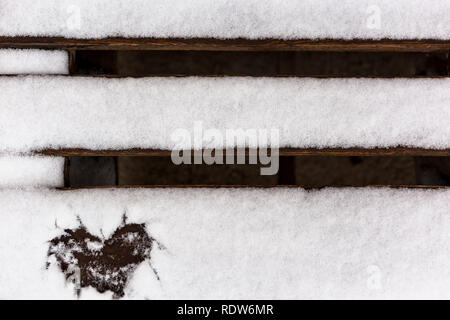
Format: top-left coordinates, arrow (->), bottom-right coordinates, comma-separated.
1,37 -> 450,52
68,50 -> 76,75
58,185 -> 450,190
40,147 -> 450,157
63,157 -> 70,188
3,74 -> 445,79
447,52 -> 450,73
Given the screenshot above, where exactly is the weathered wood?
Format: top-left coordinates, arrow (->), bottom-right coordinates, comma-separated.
68,50 -> 76,75
1,37 -> 450,52
114,156 -> 120,186
279,148 -> 450,156
4,74 -> 446,78
63,157 -> 70,188
40,147 -> 450,157
447,52 -> 450,74
58,184 -> 450,190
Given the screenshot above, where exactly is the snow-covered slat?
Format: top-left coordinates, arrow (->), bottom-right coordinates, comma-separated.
0,1 -> 449,41
0,156 -> 64,188
0,49 -> 68,75
0,76 -> 449,153
0,187 -> 449,299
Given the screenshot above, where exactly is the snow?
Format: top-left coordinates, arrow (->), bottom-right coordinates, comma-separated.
0,76 -> 449,152
0,50 -> 68,75
0,156 -> 64,188
0,187 -> 449,299
0,0 -> 449,40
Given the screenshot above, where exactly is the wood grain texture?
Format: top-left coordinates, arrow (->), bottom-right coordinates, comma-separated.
3,74 -> 445,78
1,37 -> 450,52
447,52 -> 450,73
40,147 -> 450,157
58,185 -> 450,190
63,157 -> 70,188
68,50 -> 76,75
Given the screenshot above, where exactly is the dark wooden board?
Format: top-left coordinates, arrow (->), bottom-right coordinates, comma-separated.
1,37 -> 450,52
59,184 -> 449,190
41,147 -> 450,157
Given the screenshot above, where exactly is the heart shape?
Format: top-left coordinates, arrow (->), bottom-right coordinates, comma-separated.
47,215 -> 155,298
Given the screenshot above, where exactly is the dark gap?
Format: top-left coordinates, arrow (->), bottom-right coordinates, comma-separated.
64,157 -> 71,188
415,157 -> 450,186
72,51 -> 449,77
446,52 -> 450,74
67,156 -> 450,188
278,156 -> 296,185
72,51 -> 118,75
116,155 -> 278,186
68,157 -> 117,187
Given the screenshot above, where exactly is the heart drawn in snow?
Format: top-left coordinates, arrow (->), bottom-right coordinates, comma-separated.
47,214 -> 161,298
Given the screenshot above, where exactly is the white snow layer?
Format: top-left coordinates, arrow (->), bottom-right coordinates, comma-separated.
0,50 -> 68,75
0,156 -> 64,188
0,0 -> 449,40
0,187 -> 449,299
0,76 -> 449,152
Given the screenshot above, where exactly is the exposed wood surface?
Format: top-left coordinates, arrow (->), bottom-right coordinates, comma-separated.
72,75 -> 450,79
447,53 -> 450,73
58,185 -> 450,190
1,37 -> 450,52
3,74 -> 447,78
40,147 -> 450,157
63,157 -> 70,188
68,50 -> 76,75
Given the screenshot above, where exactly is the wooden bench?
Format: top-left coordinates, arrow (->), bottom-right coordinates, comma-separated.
1,37 -> 449,189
